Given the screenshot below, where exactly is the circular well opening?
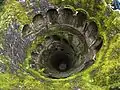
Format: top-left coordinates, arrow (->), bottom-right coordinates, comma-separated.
50,51 -> 73,72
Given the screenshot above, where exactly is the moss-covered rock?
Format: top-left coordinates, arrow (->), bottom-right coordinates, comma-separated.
0,0 -> 120,90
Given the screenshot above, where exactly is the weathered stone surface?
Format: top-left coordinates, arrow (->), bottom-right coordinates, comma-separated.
0,0 -> 119,90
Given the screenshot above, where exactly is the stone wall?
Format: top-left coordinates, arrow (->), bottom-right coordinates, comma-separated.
0,0 -> 119,89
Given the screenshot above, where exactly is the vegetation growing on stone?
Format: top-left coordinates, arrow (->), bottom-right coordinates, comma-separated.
0,0 -> 120,90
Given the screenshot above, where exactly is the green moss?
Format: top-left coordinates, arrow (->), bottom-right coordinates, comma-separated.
0,0 -> 31,49
0,55 -> 11,72
0,0 -> 120,90
0,0 -> 31,33
0,73 -> 18,89
105,0 -> 112,4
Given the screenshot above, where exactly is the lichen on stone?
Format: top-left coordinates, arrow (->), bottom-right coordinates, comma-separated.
0,0 -> 120,90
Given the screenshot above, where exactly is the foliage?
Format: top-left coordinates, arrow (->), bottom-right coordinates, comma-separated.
0,0 -> 119,90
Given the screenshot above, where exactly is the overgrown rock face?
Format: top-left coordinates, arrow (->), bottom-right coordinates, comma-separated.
0,0 -> 120,90
25,8 -> 103,79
